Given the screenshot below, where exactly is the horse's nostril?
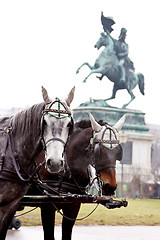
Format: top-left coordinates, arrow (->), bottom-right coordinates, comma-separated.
103,183 -> 117,195
47,159 -> 64,168
60,160 -> 64,167
47,159 -> 51,166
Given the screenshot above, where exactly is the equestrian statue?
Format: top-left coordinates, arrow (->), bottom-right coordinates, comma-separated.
76,12 -> 145,108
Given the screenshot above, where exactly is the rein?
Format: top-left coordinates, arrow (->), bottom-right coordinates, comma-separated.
52,201 -> 99,221
42,188 -> 99,221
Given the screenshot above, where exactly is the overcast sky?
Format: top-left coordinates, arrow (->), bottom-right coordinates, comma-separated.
0,0 -> 159,124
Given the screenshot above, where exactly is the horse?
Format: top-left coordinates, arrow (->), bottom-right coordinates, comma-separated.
76,32 -> 145,108
27,113 -> 125,240
0,86 -> 75,240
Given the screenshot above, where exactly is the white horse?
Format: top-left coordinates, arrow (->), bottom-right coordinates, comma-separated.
0,86 -> 75,239
42,86 -> 75,173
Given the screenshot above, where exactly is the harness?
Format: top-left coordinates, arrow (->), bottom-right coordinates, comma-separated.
0,121 -> 40,183
33,125 -> 121,221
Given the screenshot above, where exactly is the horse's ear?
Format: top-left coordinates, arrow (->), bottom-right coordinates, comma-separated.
89,113 -> 102,132
41,86 -> 51,103
65,86 -> 75,106
113,115 -> 126,132
101,32 -> 106,37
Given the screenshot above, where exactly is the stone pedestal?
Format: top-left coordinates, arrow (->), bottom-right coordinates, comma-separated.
73,106 -> 154,188
73,106 -> 148,132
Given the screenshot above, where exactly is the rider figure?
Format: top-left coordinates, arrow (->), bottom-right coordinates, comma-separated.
115,28 -> 135,83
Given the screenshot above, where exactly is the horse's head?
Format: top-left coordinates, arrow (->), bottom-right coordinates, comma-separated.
94,32 -> 110,50
89,113 -> 126,196
41,86 -> 75,174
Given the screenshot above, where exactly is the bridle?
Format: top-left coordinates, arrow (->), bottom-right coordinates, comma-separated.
89,125 -> 120,172
40,98 -> 73,151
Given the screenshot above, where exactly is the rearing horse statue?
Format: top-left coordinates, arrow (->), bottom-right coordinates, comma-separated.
76,30 -> 145,109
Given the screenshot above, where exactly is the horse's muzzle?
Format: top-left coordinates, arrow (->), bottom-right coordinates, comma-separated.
102,183 -> 117,196
94,44 -> 99,50
46,158 -> 65,174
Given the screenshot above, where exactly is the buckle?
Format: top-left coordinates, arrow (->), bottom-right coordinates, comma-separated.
4,126 -> 12,133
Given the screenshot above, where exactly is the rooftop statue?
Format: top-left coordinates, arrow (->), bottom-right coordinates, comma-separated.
76,12 -> 144,108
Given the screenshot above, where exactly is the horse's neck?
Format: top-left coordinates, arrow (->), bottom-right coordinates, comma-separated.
101,37 -> 115,57
67,128 -> 93,173
12,103 -> 44,163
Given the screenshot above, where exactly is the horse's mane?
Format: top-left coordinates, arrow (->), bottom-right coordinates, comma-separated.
13,102 -> 45,137
74,120 -> 91,129
74,119 -> 107,130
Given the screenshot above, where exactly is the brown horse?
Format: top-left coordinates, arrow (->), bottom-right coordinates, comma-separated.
24,113 -> 125,240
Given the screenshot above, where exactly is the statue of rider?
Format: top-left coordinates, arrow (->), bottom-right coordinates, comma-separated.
99,13 -> 135,84
115,28 -> 135,83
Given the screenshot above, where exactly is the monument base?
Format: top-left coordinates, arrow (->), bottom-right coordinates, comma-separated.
73,105 -> 148,132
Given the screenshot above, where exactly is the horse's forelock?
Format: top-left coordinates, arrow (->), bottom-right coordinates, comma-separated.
74,120 -> 91,129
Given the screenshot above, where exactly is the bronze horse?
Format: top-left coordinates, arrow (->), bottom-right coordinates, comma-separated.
26,113 -> 125,240
76,32 -> 144,108
0,86 -> 75,240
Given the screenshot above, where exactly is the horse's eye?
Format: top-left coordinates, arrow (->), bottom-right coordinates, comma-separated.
43,120 -> 47,126
67,121 -> 73,135
67,122 -> 71,128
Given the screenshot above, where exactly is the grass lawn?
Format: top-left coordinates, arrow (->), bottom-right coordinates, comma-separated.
17,199 -> 160,226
